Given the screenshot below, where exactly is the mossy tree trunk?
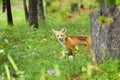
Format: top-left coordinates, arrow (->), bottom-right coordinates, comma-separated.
28,0 -> 38,28
90,3 -> 120,63
38,0 -> 45,22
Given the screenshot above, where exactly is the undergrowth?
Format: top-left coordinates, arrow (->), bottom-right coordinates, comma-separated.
0,6 -> 120,80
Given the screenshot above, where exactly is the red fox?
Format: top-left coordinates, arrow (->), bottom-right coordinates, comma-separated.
52,28 -> 92,56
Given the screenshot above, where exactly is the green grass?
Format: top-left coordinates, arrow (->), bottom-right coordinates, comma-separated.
0,6 -> 120,80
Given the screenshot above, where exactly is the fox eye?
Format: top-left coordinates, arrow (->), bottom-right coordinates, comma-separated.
57,35 -> 59,37
61,35 -> 63,36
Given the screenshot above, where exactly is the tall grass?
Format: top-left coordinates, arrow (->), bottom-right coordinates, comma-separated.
0,4 -> 120,80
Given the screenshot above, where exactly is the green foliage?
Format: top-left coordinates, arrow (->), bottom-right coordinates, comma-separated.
116,0 -> 120,5
105,0 -> 115,5
96,0 -> 120,5
0,0 -> 1,5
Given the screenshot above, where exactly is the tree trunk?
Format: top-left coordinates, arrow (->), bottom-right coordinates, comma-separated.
46,0 -> 50,13
28,0 -> 38,28
2,0 -> 6,13
90,3 -> 120,63
38,0 -> 45,22
70,3 -> 78,13
6,0 -> 13,25
23,0 -> 29,21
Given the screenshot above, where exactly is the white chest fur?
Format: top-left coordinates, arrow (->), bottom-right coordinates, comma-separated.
58,39 -> 66,48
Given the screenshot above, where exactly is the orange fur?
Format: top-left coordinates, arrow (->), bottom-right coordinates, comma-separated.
52,28 -> 92,56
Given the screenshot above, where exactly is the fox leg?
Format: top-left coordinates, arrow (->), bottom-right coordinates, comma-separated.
85,43 -> 92,54
88,47 -> 92,54
67,48 -> 73,56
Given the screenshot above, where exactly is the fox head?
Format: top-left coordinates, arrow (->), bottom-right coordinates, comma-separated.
52,28 -> 66,45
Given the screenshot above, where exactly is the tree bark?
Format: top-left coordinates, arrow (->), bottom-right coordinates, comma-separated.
28,0 -> 38,28
90,3 -> 120,63
38,0 -> 45,22
70,3 -> 78,13
45,0 -> 50,14
23,0 -> 29,21
6,0 -> 13,25
2,0 -> 6,13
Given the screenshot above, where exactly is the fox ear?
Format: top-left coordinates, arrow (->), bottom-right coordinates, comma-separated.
52,29 -> 56,34
61,27 -> 66,33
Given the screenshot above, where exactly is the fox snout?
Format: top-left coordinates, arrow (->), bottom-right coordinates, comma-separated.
58,38 -> 63,42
